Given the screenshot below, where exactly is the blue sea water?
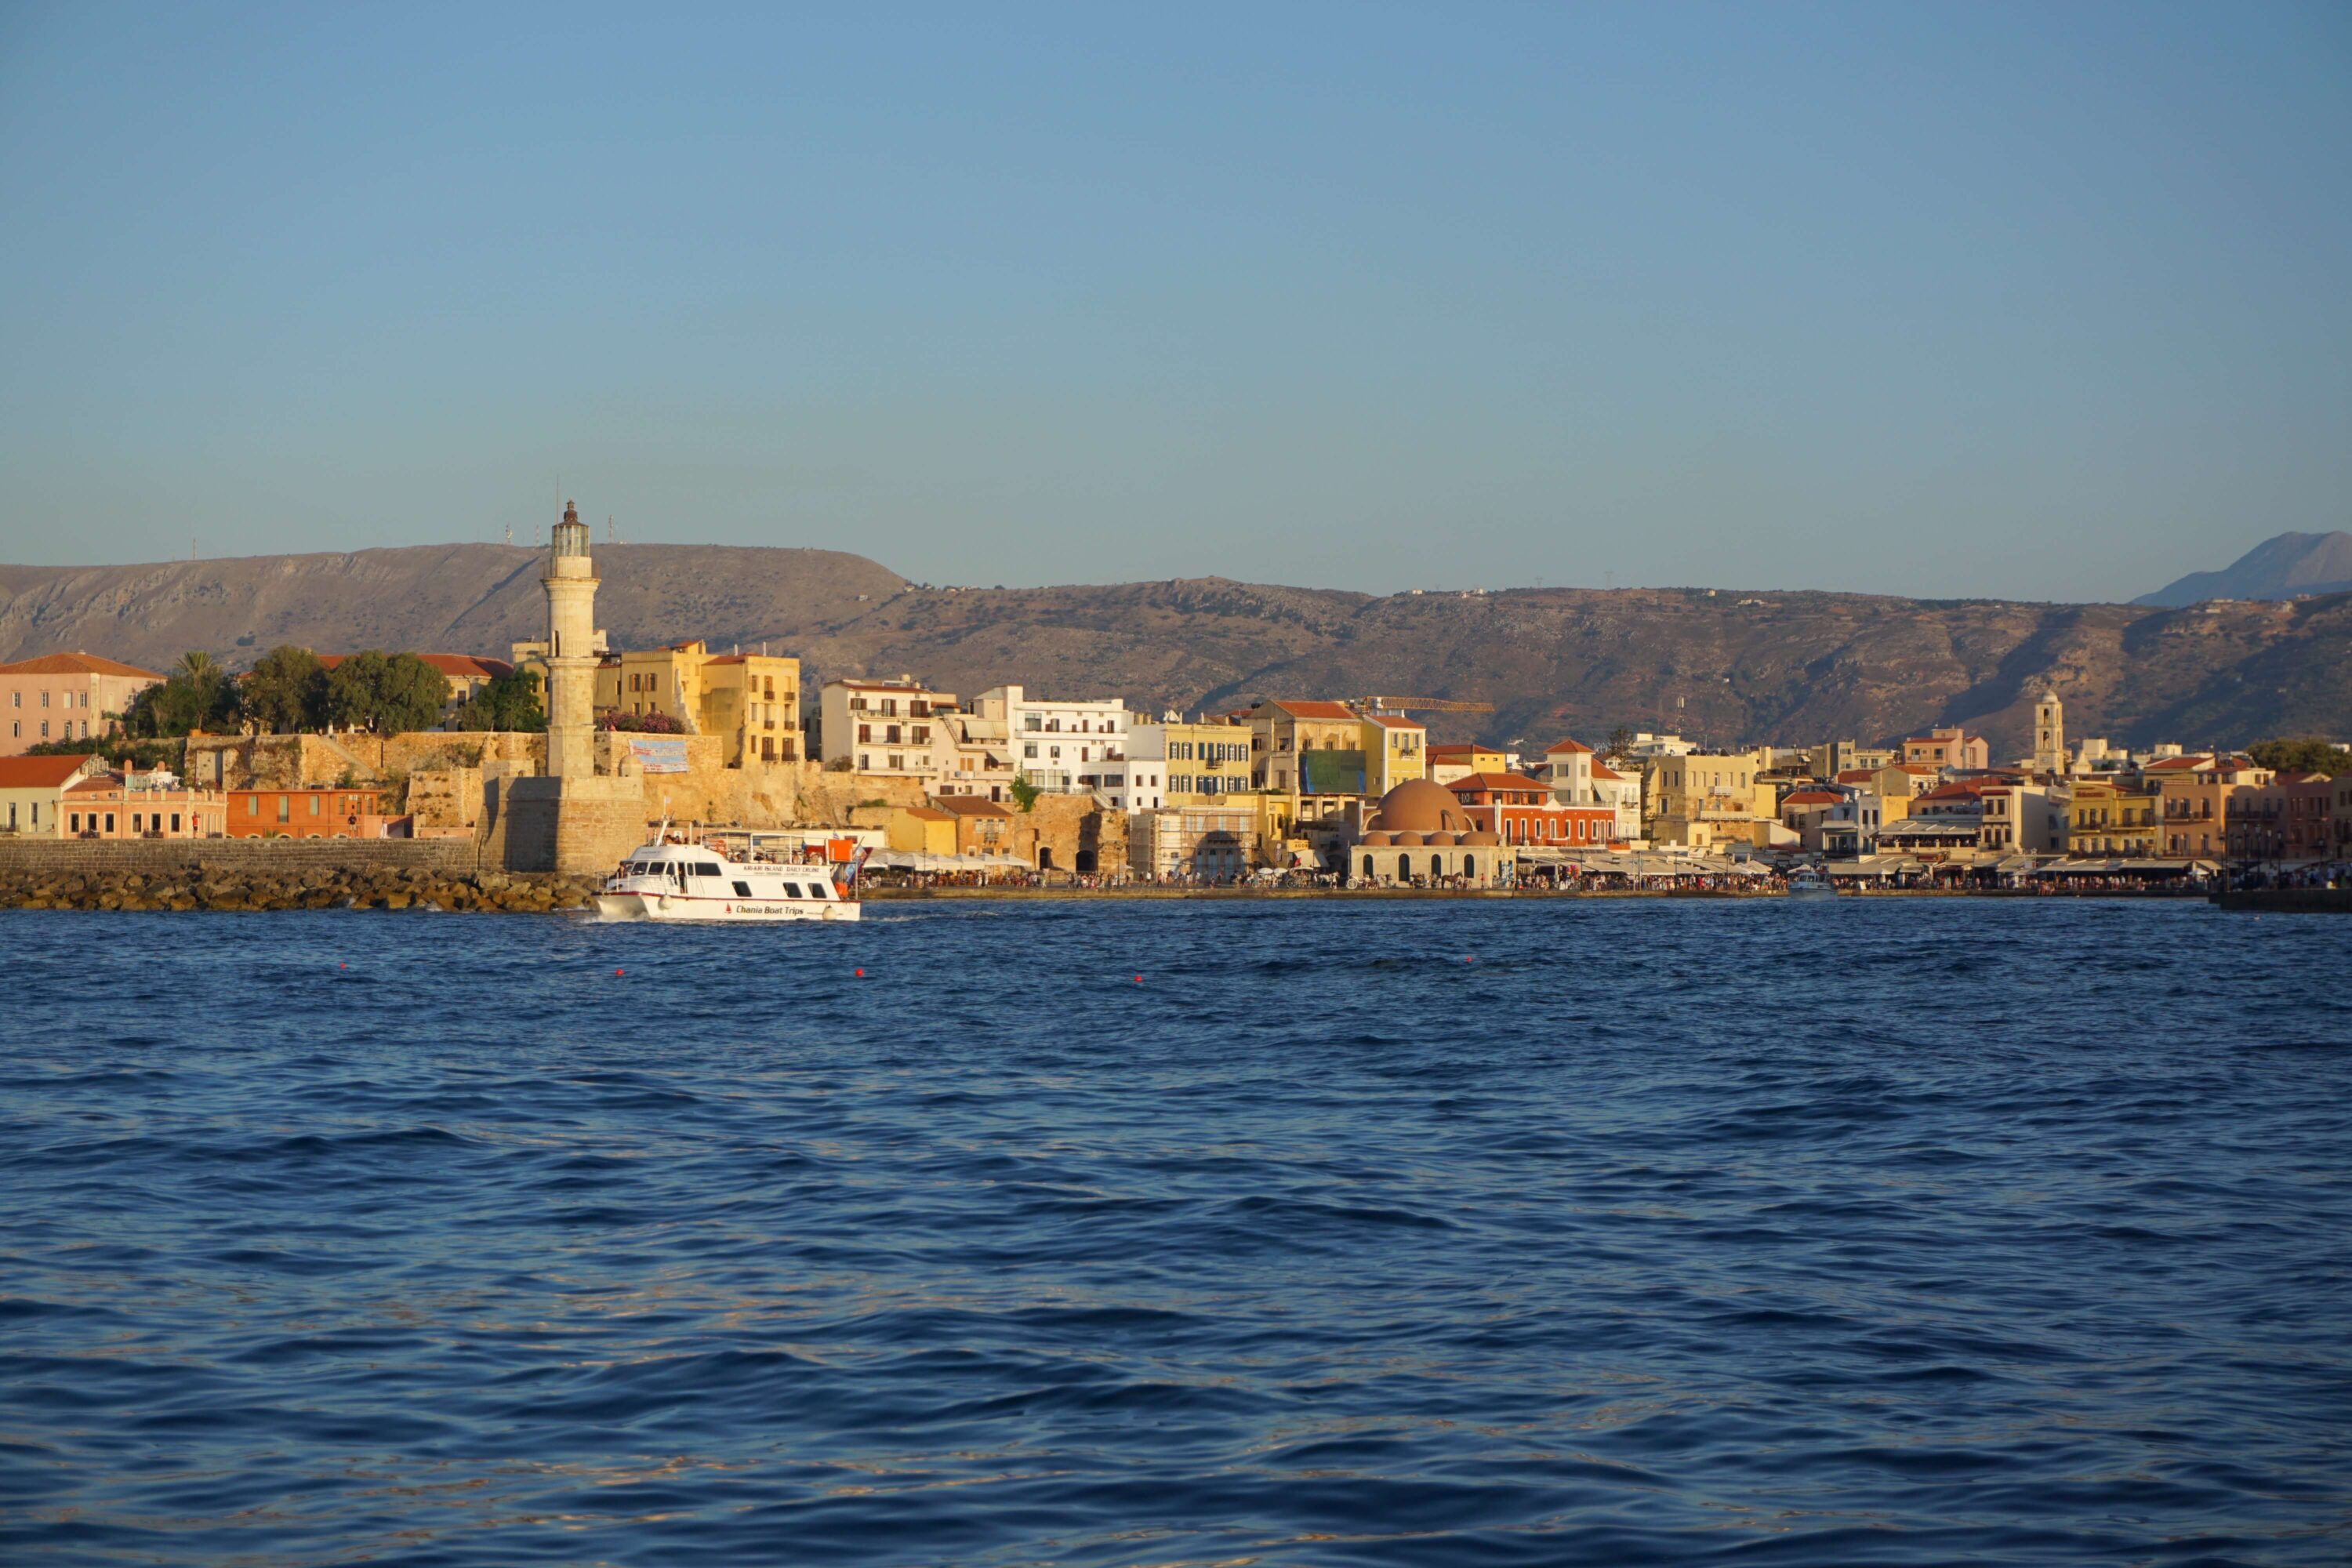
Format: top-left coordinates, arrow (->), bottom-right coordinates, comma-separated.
2,898 -> 2349,1566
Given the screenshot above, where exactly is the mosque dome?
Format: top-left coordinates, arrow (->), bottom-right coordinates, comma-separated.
1463,829 -> 1501,846
1388,831 -> 1427,847
1359,831 -> 1395,847
1367,779 -> 1472,836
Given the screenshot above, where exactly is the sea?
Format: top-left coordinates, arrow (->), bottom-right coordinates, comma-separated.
2,899 -> 2348,1567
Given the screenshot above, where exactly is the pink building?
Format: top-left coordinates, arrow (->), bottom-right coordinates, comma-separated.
61,771 -> 228,839
1900,728 -> 1990,771
1,652 -> 163,757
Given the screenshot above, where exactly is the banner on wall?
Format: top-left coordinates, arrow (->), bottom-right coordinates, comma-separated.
626,738 -> 690,774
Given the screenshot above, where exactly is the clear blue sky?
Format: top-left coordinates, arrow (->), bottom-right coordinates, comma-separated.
2,3 -> 2347,601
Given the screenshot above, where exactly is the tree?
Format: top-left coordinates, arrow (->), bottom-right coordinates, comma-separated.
1606,726 -> 1635,761
1008,772 -> 1041,812
456,670 -> 546,732
323,651 -> 450,734
122,652 -> 238,737
599,709 -> 682,734
242,645 -> 328,733
2248,737 -> 2352,777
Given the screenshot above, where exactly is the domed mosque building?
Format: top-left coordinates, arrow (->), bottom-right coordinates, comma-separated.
1352,778 -> 1512,887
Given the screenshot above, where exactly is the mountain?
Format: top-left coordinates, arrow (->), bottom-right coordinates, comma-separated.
3,545 -> 2348,754
2136,532 -> 2352,608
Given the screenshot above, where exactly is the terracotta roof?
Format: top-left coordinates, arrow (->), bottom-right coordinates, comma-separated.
2145,756 -> 2209,771
1446,771 -> 1551,792
1781,788 -> 1844,806
1267,699 -> 1358,720
901,806 -> 955,822
1589,762 -> 1624,780
1835,769 -> 1878,784
1542,737 -> 1592,754
929,796 -> 1014,817
0,652 -> 163,680
0,754 -> 96,788
64,773 -> 125,795
1893,764 -> 1939,775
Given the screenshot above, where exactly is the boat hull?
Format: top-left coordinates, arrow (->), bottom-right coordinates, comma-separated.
594,892 -> 862,923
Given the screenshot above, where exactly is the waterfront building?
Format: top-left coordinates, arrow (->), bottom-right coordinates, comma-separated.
0,652 -> 162,757
64,769 -> 228,839
975,684 -> 1128,795
1250,701 -> 1368,797
0,753 -> 101,835
881,804 -> 959,857
1901,727 -> 1991,771
1352,779 -> 1512,886
597,641 -> 803,765
930,794 -> 1018,859
1643,750 -> 1766,848
2151,755 -> 2272,858
1977,782 -> 2065,853
2227,771 -> 2335,867
1358,713 -> 1428,796
1534,737 -> 1637,840
2064,778 -> 2160,856
822,677 -> 956,782
1127,801 -> 1258,880
224,786 -> 403,839
1448,772 -> 1613,848
1778,786 -> 1849,852
1805,739 -> 1895,780
1124,716 -> 1254,810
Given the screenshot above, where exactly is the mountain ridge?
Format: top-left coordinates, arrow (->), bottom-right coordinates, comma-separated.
3,544 -> 2347,755
2136,531 -> 2352,608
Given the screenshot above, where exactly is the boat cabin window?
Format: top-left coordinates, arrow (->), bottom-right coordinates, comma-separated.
733,881 -> 753,897
780,884 -> 803,898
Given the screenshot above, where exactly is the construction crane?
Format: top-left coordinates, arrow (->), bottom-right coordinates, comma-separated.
1359,695 -> 1495,713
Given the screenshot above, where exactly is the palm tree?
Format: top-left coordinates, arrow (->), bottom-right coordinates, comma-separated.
174,650 -> 220,684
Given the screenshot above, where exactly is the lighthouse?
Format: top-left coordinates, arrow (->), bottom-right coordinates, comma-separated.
543,500 -> 601,779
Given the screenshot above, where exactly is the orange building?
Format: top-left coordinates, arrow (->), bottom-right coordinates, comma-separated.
1448,772 -> 1614,847
2149,756 -> 2271,859
226,786 -> 406,838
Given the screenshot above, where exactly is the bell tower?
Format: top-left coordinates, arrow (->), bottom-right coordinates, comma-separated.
543,500 -> 601,779
2033,690 -> 2065,775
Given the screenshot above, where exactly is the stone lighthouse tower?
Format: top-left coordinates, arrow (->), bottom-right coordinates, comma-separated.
543,500 -> 600,779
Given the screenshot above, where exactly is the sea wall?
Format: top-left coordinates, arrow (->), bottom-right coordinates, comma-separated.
0,837 -> 598,912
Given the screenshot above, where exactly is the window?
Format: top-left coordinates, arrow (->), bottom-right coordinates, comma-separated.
310,794 -> 321,816
38,722 -> 47,738
41,691 -> 49,707
248,797 -> 260,815
171,814 -> 182,833
858,723 -> 872,742
104,813 -> 115,833
70,813 -> 81,833
278,796 -> 290,822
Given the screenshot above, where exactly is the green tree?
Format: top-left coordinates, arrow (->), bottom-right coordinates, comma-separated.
122,653 -> 238,737
1606,726 -> 1635,761
2247,737 -> 2352,777
323,651 -> 451,734
456,670 -> 546,732
1008,772 -> 1041,812
243,645 -> 328,732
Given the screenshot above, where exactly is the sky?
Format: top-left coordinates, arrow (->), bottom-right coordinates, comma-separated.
2,3 -> 2347,601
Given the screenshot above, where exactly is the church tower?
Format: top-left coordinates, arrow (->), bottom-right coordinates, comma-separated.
543,500 -> 601,779
2033,690 -> 2065,775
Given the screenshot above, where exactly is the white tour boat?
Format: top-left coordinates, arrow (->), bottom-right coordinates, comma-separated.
1785,867 -> 1838,900
594,832 -> 864,923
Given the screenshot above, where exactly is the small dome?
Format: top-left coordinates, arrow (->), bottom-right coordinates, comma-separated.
1389,831 -> 1427,847
1367,778 -> 1471,836
1425,831 -> 1461,846
1463,829 -> 1501,846
1359,831 -> 1395,847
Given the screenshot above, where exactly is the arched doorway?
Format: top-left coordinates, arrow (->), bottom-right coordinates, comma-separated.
1396,854 -> 1411,880
1462,855 -> 1475,880
1363,854 -> 1375,881
1038,847 -> 1054,871
1075,849 -> 1096,874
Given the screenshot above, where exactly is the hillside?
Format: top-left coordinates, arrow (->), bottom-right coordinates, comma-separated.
2136,531 -> 2352,608
2,546 -> 2347,753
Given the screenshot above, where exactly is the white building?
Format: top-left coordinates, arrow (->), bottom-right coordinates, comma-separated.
1534,737 -> 1641,841
975,684 -> 1129,796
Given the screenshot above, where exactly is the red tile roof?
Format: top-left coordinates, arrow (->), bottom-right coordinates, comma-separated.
1447,771 -> 1551,793
1543,737 -> 1592,754
2144,756 -> 2209,771
929,796 -> 1014,817
1780,788 -> 1844,806
0,754 -> 96,788
1835,768 -> 1878,784
0,652 -> 163,680
1268,699 -> 1358,720
1589,762 -> 1624,780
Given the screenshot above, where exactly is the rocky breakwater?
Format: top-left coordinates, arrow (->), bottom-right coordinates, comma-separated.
0,863 -> 601,913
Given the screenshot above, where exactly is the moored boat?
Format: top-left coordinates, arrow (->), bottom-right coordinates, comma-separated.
594,832 -> 863,922
1786,867 -> 1838,900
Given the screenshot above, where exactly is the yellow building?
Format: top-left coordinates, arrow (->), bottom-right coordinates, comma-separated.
1154,719 -> 1257,804
595,641 -> 804,766
884,804 -> 960,856
1644,751 -> 1768,848
2066,778 -> 2160,856
1425,742 -> 1507,786
1361,714 -> 1427,794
